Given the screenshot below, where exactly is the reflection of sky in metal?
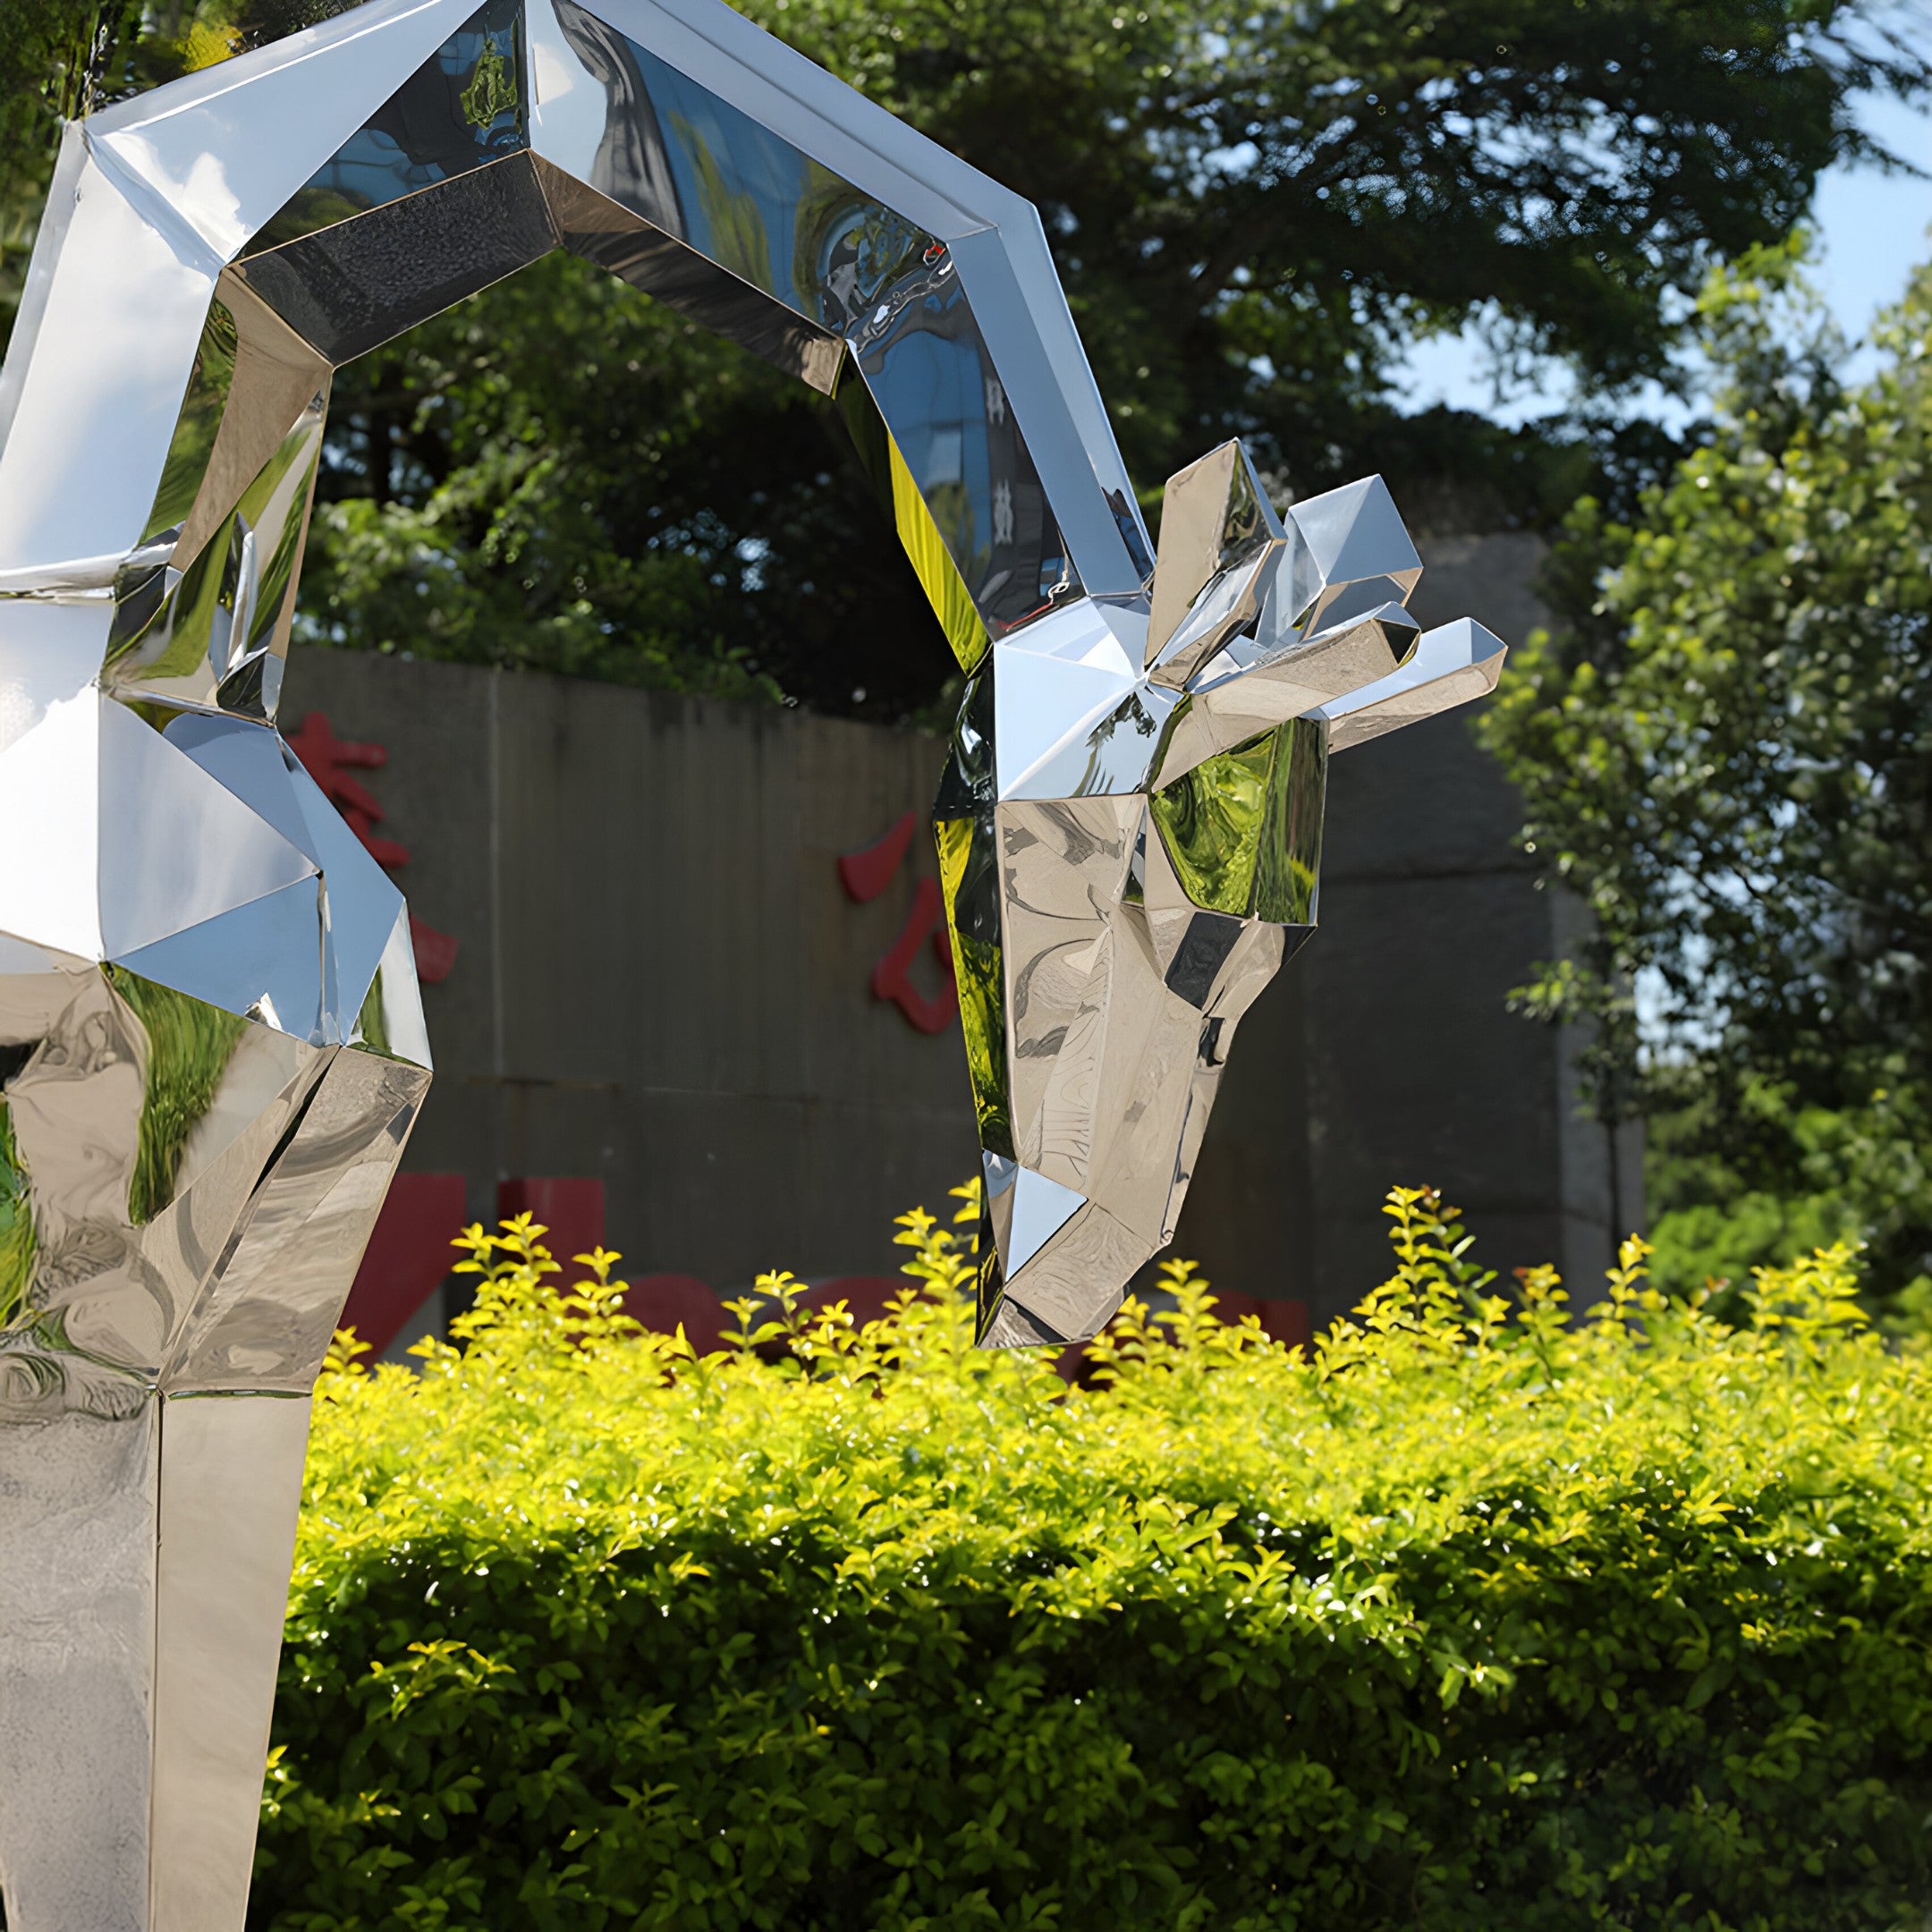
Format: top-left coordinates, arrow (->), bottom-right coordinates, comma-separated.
529,21 -> 610,163
865,313 -> 991,580
626,37 -> 829,307
318,128 -> 447,207
605,24 -> 1056,625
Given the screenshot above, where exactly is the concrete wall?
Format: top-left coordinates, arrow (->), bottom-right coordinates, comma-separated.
279,650 -> 979,1288
281,529 -> 1640,1321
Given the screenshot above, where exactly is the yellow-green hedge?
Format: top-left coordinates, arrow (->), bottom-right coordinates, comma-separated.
253,1190 -> 1932,1930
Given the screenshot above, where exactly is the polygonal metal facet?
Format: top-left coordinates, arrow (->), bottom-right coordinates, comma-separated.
1286,472 -> 1424,636
1146,438 -> 1284,680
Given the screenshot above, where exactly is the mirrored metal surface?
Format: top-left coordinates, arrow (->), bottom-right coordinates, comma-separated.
0,1406 -> 158,1931
1148,717 -> 1326,926
538,159 -> 844,390
243,0 -> 531,258
236,151 -> 561,362
149,1394 -> 316,1932
107,384 -> 328,721
1319,615 -> 1509,750
1145,438 -> 1283,675
530,0 -> 1076,634
0,4 -> 1505,1924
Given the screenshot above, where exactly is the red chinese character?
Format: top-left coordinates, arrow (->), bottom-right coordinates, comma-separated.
838,809 -> 958,1036
286,711 -> 459,986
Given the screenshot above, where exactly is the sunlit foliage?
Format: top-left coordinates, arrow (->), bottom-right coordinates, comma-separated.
254,1187 -> 1932,1928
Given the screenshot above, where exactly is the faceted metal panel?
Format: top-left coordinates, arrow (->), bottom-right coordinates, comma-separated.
1145,438 -> 1283,676
538,159 -> 846,391
242,0 -> 532,258
148,1394 -> 316,1931
0,1405 -> 158,1928
1148,717 -> 1326,926
0,3 -> 1506,1925
936,451 -> 1504,1349
234,151 -> 562,362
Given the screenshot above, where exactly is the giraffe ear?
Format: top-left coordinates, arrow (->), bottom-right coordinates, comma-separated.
1146,440 -> 1285,683
1150,605 -> 1420,792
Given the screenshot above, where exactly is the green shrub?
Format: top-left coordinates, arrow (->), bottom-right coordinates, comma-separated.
254,1190 -> 1932,1931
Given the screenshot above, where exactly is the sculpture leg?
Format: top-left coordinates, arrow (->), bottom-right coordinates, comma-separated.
142,1046 -> 428,1932
0,1035 -> 426,1930
149,1394 -> 312,1932
0,1397 -> 309,1932
0,1403 -> 160,1932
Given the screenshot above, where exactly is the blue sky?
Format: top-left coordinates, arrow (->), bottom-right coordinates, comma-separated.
1394,85 -> 1932,427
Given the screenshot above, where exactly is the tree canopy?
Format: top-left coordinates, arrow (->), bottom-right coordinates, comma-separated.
1481,242 -> 1932,1311
0,0 -> 1926,715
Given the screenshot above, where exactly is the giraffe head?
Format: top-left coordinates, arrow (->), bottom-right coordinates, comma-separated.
934,440 -> 1505,1344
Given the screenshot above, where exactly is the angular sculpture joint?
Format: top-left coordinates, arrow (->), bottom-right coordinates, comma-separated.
0,0 -> 1504,1925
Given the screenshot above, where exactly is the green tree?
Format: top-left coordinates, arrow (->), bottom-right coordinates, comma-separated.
0,1 -> 1926,714
1482,241 -> 1932,1311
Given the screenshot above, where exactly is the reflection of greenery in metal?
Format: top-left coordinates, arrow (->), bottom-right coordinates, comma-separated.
936,812 -> 1012,1158
892,449 -> 988,672
835,369 -> 991,675
141,298 -> 237,545
109,970 -> 247,1225
356,974 -> 392,1060
975,1241 -> 1004,1340
1151,731 -> 1269,915
113,516 -> 240,681
0,1098 -> 33,1332
1149,716 -> 1327,923
460,38 -> 518,130
112,394 -> 324,681
679,109 -> 776,291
